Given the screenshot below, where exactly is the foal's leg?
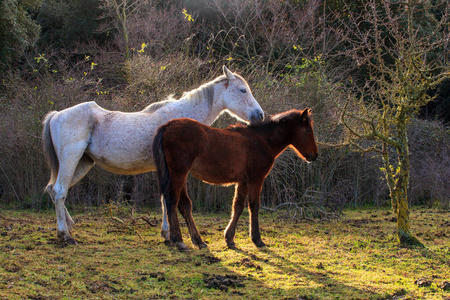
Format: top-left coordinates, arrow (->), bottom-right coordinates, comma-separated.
178,185 -> 207,249
224,183 -> 248,248
164,176 -> 189,251
248,181 -> 265,248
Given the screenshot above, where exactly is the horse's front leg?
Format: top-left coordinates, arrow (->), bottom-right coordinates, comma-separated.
224,183 -> 248,248
178,184 -> 207,249
248,181 -> 265,248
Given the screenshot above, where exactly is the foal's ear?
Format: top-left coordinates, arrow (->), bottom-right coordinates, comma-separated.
301,108 -> 311,122
223,65 -> 236,80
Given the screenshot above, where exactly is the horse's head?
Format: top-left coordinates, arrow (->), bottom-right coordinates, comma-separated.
219,66 -> 264,125
289,109 -> 318,162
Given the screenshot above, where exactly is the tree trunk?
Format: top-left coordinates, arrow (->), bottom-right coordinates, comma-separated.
121,4 -> 129,62
392,112 -> 424,248
392,161 -> 423,247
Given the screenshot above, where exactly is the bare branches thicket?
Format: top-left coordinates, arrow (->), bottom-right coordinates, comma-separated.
202,0 -> 323,74
408,119 -> 450,209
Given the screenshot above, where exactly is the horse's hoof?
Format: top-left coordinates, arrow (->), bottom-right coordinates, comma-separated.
163,240 -> 171,246
57,231 -> 77,245
66,238 -> 78,245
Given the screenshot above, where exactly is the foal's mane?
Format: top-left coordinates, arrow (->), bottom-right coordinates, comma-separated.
228,109 -> 311,132
143,73 -> 246,113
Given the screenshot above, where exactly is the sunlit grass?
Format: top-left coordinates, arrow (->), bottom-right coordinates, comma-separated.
0,208 -> 449,299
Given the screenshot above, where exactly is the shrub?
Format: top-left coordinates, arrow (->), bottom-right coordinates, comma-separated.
409,119 -> 450,209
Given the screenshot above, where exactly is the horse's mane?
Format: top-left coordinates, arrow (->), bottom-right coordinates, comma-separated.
143,74 -> 245,113
144,98 -> 177,113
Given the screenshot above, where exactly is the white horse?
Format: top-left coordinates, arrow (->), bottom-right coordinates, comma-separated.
42,66 -> 264,244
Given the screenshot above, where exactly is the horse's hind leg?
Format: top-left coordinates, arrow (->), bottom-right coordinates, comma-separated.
52,144 -> 89,244
64,154 -> 95,233
224,183 -> 248,248
46,186 -> 72,243
178,184 -> 207,249
51,180 -> 76,244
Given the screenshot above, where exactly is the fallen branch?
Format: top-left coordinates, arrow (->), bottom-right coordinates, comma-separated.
138,215 -> 158,227
109,215 -> 143,239
262,203 -> 318,222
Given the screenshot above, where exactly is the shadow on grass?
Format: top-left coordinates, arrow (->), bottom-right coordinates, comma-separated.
227,245 -> 381,299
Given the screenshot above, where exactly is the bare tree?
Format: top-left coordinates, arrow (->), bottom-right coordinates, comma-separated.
327,0 -> 449,247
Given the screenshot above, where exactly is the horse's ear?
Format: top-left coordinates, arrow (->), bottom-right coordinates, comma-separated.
301,108 -> 310,122
223,65 -> 236,80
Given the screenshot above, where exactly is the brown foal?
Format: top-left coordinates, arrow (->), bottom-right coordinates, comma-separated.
153,109 -> 318,250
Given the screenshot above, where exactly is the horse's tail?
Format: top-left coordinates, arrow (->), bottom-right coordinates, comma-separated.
153,125 -> 170,199
42,111 -> 59,192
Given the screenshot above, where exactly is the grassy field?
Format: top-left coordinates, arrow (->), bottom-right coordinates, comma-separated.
0,207 -> 449,299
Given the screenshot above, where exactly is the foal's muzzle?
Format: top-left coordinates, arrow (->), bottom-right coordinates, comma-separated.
308,152 -> 318,162
250,109 -> 264,125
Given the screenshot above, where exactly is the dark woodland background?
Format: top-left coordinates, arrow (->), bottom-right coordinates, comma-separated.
0,0 -> 448,216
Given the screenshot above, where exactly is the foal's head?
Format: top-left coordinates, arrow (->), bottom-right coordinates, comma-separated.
281,109 -> 318,162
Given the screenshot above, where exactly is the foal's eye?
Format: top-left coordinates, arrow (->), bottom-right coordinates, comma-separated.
240,89 -> 247,93
305,128 -> 311,133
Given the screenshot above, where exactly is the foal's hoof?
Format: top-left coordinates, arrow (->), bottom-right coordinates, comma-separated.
227,242 -> 237,250
198,242 -> 208,249
176,242 -> 189,252
191,238 -> 207,249
254,240 -> 266,248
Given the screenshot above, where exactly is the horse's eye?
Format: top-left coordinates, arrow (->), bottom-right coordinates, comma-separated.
305,128 -> 311,133
240,89 -> 247,93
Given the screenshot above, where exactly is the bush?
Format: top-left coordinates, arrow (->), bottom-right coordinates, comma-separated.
0,0 -> 41,70
409,119 -> 450,209
0,0 -> 448,217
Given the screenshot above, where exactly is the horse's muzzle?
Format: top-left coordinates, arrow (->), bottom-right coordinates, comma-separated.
250,109 -> 264,125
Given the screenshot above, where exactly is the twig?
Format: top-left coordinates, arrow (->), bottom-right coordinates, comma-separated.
317,141 -> 350,148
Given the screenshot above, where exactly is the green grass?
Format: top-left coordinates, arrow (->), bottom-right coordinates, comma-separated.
0,208 -> 449,299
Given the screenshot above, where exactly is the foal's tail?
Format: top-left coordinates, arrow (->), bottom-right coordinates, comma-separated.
153,125 -> 170,199
42,111 -> 59,192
